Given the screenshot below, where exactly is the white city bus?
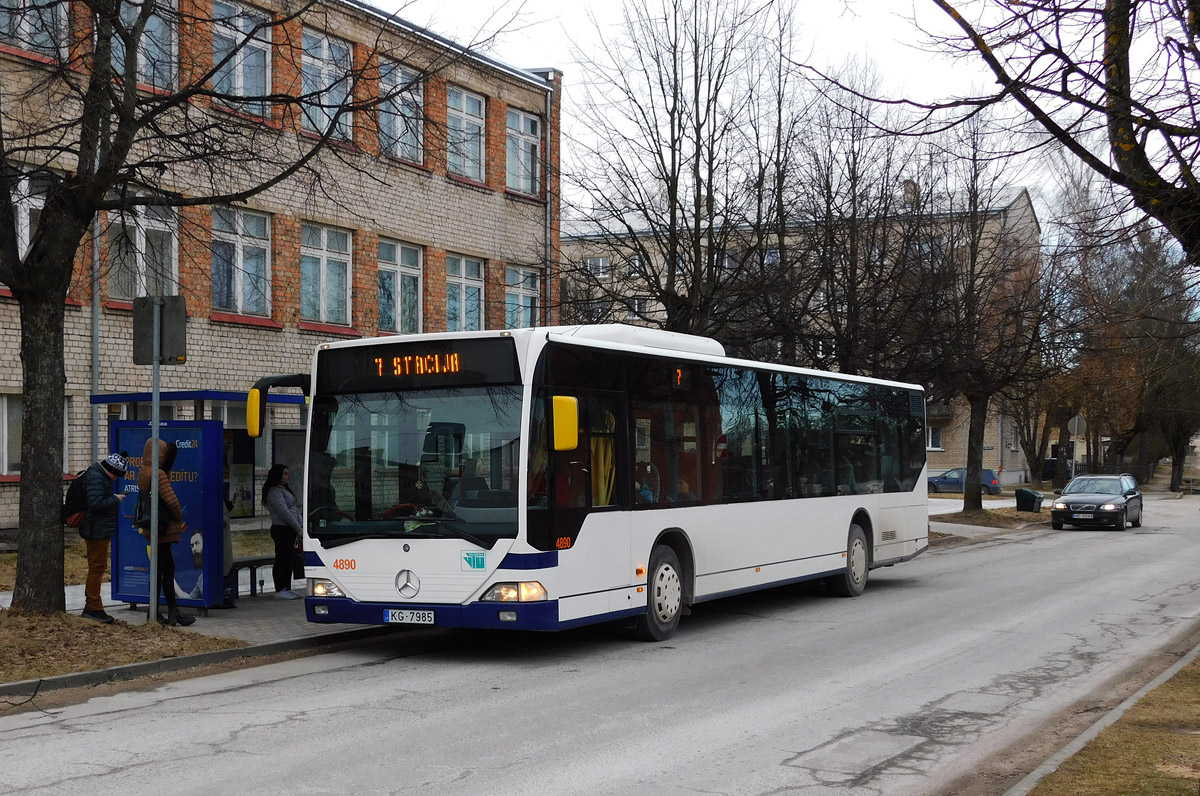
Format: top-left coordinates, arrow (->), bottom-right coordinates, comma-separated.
248,324 -> 928,640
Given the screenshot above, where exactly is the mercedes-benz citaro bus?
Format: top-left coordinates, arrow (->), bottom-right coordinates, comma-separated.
247,324 -> 929,640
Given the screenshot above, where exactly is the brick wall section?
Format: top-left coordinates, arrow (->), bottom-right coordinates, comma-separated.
425,77 -> 448,176
485,96 -> 507,193
486,257 -> 506,329
272,216 -> 301,327
353,228 -> 378,334
180,206 -> 212,316
423,248 -> 447,333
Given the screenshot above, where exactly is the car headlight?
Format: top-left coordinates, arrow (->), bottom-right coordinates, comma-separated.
310,578 -> 345,598
481,581 -> 547,602
1053,501 -> 1067,510
1101,503 -> 1117,511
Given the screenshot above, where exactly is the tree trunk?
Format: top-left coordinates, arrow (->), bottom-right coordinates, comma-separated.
10,293 -> 68,613
963,393 -> 989,512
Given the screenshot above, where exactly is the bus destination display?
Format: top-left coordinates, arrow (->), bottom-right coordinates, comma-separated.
316,337 -> 519,394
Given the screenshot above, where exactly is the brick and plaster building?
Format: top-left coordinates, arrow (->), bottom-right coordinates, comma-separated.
0,0 -> 561,526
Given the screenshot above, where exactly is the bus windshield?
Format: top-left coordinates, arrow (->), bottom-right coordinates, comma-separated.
307,386 -> 524,548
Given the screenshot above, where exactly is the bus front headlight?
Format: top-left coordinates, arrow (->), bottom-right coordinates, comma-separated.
481,581 -> 547,602
310,578 -> 345,598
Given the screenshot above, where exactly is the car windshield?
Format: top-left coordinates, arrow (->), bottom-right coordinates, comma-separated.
1063,478 -> 1123,495
307,386 -> 524,548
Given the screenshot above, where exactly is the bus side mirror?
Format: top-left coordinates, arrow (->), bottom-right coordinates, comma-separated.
247,387 -> 265,439
552,396 -> 579,451
246,373 -> 310,439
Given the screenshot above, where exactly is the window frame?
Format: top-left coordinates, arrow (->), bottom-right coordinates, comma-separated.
377,238 -> 422,334
505,108 -> 540,195
300,222 -> 352,325
0,0 -> 67,58
504,265 -> 540,329
927,425 -> 943,451
301,27 -> 353,139
211,206 -> 271,316
582,256 -> 611,280
212,0 -> 271,117
107,204 -> 178,300
114,0 -> 178,89
446,253 -> 484,332
446,86 -> 485,181
379,62 -> 423,163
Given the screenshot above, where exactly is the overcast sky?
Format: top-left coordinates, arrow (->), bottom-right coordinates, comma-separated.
381,0 -> 988,102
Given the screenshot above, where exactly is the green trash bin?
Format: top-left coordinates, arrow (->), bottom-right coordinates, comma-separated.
1015,488 -> 1043,512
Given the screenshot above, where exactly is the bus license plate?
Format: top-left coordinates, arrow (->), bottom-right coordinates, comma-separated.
1072,513 -> 1093,519
386,609 -> 434,624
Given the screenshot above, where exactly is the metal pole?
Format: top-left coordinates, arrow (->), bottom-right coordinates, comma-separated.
90,214 -> 100,463
148,297 -> 162,621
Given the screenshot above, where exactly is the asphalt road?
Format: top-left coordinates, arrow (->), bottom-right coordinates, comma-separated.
2,494 -> 1197,796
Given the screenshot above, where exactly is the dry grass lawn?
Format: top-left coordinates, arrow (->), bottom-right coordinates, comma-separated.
1029,658 -> 1200,795
933,506 -> 1048,529
0,609 -> 246,685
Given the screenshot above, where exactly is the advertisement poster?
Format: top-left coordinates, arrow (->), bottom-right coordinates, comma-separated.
110,420 -> 223,608
224,429 -> 256,518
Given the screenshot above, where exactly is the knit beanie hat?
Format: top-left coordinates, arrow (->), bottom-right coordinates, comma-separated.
101,452 -> 128,476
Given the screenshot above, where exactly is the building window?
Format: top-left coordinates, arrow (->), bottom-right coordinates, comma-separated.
505,266 -> 539,328
113,0 -> 177,89
506,109 -> 540,195
212,1 -> 270,116
107,205 -> 177,300
625,296 -> 648,320
446,254 -> 483,331
380,63 -> 422,163
927,426 -> 943,451
300,223 -> 350,325
0,0 -> 66,57
212,206 -> 270,315
378,239 -> 421,334
301,28 -> 352,139
0,395 -> 20,474
582,256 -> 610,280
11,174 -> 51,260
447,86 -> 484,181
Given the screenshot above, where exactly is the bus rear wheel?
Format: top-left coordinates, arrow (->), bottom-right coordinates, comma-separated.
827,524 -> 869,597
633,544 -> 683,641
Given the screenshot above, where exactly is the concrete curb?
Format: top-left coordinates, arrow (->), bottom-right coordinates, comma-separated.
0,625 -> 394,699
1001,634 -> 1200,796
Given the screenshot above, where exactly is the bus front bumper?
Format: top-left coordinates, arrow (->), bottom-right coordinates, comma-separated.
306,597 -> 565,631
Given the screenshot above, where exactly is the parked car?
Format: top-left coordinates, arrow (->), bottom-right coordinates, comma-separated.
927,468 -> 1002,495
1050,474 -> 1143,531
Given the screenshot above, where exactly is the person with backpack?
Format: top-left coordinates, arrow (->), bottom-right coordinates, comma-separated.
78,452 -> 128,624
136,438 -> 195,627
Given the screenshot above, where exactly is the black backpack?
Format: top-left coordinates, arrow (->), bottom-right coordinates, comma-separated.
62,469 -> 88,527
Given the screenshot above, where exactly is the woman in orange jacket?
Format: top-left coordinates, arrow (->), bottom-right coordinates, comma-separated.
136,437 -> 195,627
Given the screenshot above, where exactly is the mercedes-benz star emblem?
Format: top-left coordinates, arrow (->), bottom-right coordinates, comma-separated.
395,569 -> 420,599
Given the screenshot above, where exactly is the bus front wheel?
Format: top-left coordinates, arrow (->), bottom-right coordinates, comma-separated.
633,545 -> 683,641
827,524 -> 869,598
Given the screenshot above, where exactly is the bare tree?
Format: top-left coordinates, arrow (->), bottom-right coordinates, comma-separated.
562,0 -> 779,337
0,0 -> 506,612
927,0 -> 1200,272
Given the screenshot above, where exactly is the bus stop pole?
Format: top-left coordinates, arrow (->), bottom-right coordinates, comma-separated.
148,298 -> 161,621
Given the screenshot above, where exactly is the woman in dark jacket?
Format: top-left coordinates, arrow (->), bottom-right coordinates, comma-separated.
136,438 -> 195,626
79,452 -> 128,623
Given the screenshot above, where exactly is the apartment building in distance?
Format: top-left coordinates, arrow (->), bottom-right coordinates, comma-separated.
562,188 -> 1041,487
0,0 -> 561,526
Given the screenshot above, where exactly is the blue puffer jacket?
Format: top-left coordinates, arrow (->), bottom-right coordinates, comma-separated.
79,462 -> 122,541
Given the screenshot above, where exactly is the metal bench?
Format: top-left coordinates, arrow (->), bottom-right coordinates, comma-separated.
229,554 -> 276,596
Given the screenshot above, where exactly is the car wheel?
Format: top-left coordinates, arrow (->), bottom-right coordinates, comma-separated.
928,483 -> 937,494
1116,508 -> 1127,531
827,524 -> 869,598
633,544 -> 683,641
1051,520 -> 1063,530
1131,503 -> 1142,528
